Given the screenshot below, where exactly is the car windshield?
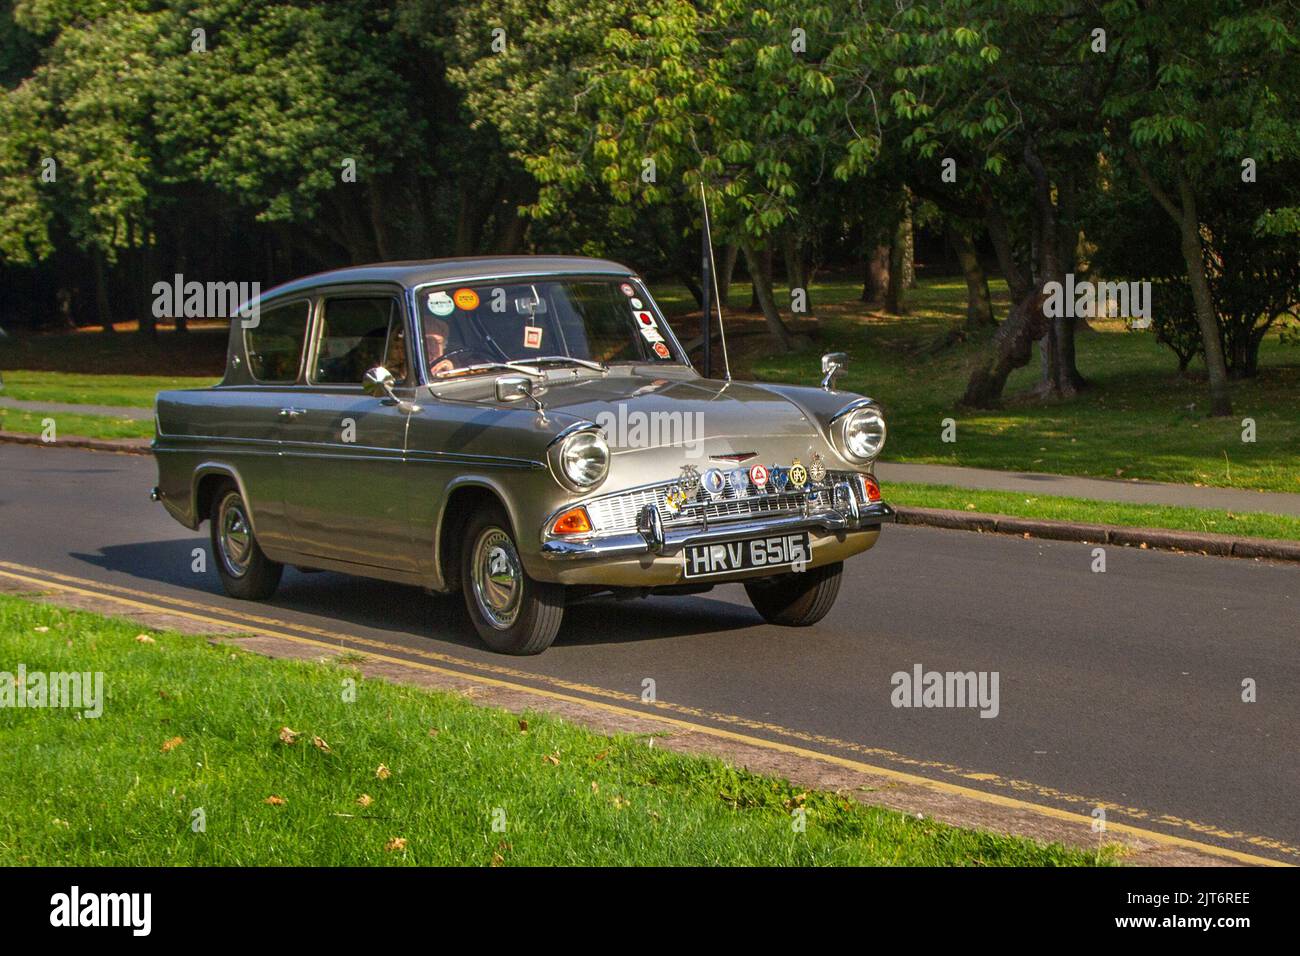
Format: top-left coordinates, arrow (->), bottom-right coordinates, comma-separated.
416,277 -> 684,378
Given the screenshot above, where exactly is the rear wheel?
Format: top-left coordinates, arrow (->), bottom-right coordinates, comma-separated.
460,505 -> 564,654
744,561 -> 842,626
210,483 -> 283,600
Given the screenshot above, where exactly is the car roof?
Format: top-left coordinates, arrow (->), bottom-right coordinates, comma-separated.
261,256 -> 637,301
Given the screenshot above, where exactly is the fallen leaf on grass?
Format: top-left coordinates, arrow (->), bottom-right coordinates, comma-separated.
264,795 -> 286,806
384,837 -> 407,852
542,752 -> 560,766
34,626 -> 50,633
611,796 -> 629,809
312,736 -> 331,753
357,794 -> 373,807
517,719 -> 528,733
428,727 -> 440,738
490,853 -> 505,867
160,736 -> 184,753
375,764 -> 391,780
590,780 -> 599,793
278,727 -> 300,745
593,749 -> 608,762
135,634 -> 156,644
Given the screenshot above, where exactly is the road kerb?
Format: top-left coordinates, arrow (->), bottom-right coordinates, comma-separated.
892,506 -> 1300,562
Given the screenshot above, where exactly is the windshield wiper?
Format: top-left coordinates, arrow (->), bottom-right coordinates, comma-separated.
433,362 -> 544,380
507,356 -> 608,374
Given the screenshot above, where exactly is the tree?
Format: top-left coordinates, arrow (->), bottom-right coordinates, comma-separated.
1101,0 -> 1300,416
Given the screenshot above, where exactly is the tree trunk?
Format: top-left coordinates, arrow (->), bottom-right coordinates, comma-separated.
720,244 -> 739,309
741,242 -> 795,349
861,244 -> 889,304
960,288 -> 1050,407
1024,144 -> 1084,397
1126,151 -> 1232,416
949,225 -> 994,329
981,189 -> 1031,304
93,251 -> 115,334
886,228 -> 907,314
1176,176 -> 1232,415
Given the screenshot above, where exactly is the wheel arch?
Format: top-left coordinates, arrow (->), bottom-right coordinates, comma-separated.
433,478 -> 520,593
192,463 -> 258,534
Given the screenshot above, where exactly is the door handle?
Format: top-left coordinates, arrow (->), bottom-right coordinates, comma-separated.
278,407 -> 307,420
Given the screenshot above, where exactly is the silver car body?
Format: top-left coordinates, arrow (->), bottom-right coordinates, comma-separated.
152,256 -> 890,593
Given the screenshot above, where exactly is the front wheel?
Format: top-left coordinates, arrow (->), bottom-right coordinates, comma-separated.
461,505 -> 565,655
210,483 -> 283,600
744,561 -> 843,626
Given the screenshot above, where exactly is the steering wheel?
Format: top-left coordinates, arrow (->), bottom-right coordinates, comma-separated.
429,347 -> 495,376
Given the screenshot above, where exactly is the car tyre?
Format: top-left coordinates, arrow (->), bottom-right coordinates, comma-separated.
461,504 -> 565,655
744,561 -> 842,626
210,482 -> 283,600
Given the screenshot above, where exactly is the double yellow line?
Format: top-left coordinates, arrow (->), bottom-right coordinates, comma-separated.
0,558 -> 1290,867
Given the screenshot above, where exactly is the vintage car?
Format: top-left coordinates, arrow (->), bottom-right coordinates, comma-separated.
151,257 -> 891,654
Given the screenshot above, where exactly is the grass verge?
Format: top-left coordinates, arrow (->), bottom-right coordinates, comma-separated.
888,482 -> 1300,543
0,407 -> 152,440
0,595 -> 1110,866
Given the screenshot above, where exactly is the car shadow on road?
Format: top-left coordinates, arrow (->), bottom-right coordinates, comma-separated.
69,539 -> 760,650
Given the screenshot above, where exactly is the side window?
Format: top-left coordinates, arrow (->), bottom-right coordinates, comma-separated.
245,300 -> 310,384
313,297 -> 408,385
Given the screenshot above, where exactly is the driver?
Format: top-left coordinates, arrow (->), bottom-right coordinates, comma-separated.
424,316 -> 455,375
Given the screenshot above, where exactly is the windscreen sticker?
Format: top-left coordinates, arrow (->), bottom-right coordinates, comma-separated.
634,310 -> 657,328
453,287 -> 480,310
523,326 -> 544,349
426,291 -> 455,317
620,282 -> 635,297
629,297 -> 644,309
639,325 -> 664,344
653,341 -> 671,359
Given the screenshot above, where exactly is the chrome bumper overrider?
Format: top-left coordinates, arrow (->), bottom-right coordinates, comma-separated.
541,493 -> 893,561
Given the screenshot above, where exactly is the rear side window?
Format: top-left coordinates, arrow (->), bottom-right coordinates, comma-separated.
244,300 -> 310,383
313,296 -> 407,385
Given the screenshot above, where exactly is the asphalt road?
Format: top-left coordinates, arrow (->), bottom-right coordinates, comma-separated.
2,443 -> 1297,862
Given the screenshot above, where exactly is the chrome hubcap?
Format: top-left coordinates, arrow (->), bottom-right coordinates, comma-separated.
471,527 -> 522,630
218,493 -> 253,577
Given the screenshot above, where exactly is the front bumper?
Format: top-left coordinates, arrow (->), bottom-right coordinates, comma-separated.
532,483 -> 892,587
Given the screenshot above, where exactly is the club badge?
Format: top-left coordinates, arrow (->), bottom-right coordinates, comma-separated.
749,463 -> 769,491
679,464 -> 701,495
663,484 -> 688,515
701,468 -> 726,499
727,467 -> 750,497
769,466 -> 788,493
652,342 -> 671,359
788,459 -> 808,490
808,453 -> 827,484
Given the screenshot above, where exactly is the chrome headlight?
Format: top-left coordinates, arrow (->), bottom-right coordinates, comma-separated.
550,428 -> 610,491
837,405 -> 887,462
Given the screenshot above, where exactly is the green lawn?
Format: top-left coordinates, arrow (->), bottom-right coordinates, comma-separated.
889,482 -> 1300,542
656,277 -> 1300,495
0,595 -> 1110,866
0,370 -> 215,407
0,407 -> 153,440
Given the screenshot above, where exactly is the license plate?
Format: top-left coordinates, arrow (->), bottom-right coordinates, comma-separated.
683,532 -> 811,579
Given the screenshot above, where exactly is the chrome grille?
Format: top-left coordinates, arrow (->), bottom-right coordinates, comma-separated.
585,472 -> 855,534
